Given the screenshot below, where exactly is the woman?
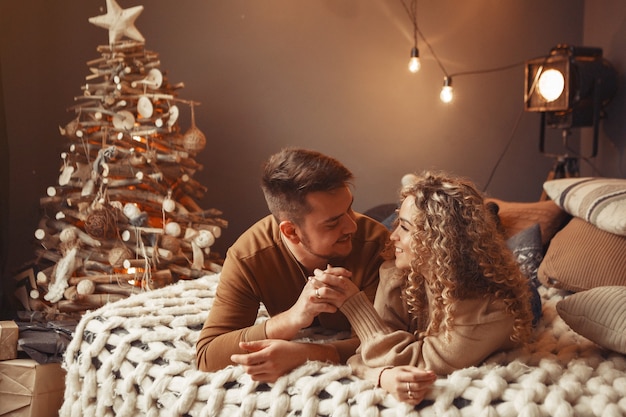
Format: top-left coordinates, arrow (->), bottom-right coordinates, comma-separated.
322,171 -> 534,405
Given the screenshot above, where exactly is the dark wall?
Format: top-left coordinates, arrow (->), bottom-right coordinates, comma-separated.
580,1 -> 626,176
0,1 -> 624,291
0,56 -> 10,315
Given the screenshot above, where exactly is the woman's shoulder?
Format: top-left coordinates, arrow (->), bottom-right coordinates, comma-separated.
373,260 -> 412,329
378,260 -> 406,291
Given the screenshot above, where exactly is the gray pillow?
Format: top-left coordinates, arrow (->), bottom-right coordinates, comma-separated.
506,223 -> 543,325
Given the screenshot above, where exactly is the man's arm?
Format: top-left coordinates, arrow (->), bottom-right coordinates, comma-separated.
229,276 -> 349,382
195,264 -> 265,371
231,339 -> 341,382
196,255 -> 347,373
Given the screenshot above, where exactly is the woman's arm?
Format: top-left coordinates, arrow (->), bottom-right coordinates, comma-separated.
347,354 -> 436,405
343,291 -> 517,375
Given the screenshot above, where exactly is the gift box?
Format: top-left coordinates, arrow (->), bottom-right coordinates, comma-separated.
0,321 -> 19,361
0,359 -> 65,417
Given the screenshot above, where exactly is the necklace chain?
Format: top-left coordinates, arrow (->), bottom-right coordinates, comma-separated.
281,233 -> 310,283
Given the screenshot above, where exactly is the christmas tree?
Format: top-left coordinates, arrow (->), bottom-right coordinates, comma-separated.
23,0 -> 226,315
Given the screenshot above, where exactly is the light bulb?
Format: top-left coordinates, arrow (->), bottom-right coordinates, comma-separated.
537,69 -> 565,102
408,47 -> 421,73
440,77 -> 453,103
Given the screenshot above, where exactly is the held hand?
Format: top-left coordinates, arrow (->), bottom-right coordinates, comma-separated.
310,265 -> 360,308
379,366 -> 437,405
231,340 -> 310,383
265,276 -> 341,340
296,276 -> 342,325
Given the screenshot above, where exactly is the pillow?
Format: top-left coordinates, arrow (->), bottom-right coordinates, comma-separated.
556,286 -> 626,354
506,223 -> 543,325
538,217 -> 626,292
364,203 -> 397,224
506,223 -> 543,289
543,177 -> 626,236
485,198 -> 569,247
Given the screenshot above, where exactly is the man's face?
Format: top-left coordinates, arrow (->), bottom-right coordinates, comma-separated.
295,186 -> 357,261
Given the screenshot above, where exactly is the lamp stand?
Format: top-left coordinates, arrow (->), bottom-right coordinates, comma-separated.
539,127 -> 581,201
540,154 -> 579,201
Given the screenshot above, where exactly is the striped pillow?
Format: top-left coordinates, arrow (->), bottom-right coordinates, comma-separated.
543,177 -> 626,236
537,217 -> 626,291
557,286 -> 626,354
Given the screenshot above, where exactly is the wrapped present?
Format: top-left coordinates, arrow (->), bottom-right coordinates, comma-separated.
0,359 -> 65,417
0,321 -> 19,360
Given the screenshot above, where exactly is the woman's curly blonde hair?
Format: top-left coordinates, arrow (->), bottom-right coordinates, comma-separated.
399,171 -> 533,344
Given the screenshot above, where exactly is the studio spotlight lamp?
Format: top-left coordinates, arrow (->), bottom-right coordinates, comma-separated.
524,44 -> 617,157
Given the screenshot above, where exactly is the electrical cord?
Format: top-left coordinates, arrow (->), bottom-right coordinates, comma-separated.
482,105 -> 524,193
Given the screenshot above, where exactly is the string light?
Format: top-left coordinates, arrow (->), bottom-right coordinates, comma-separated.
399,0 -> 452,101
398,1 -> 528,103
408,47 -> 421,73
402,0 -> 421,73
441,61 -> 526,103
440,77 -> 453,103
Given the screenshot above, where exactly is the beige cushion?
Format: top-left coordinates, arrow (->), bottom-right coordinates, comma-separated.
543,177 -> 626,236
485,198 -> 569,248
537,217 -> 626,292
556,286 -> 626,354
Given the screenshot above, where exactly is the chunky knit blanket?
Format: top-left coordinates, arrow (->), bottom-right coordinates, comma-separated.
60,273 -> 626,417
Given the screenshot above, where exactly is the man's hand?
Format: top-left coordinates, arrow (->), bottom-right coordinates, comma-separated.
310,265 -> 360,308
231,339 -> 338,382
265,277 -> 339,340
379,366 -> 437,405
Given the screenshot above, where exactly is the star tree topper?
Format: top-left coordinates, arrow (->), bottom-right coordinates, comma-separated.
89,0 -> 145,45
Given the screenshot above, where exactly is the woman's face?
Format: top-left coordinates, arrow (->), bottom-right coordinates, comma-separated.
390,195 -> 417,271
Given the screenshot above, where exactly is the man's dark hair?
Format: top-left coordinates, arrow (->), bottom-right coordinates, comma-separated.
261,148 -> 354,224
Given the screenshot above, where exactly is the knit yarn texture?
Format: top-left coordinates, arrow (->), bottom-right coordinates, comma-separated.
60,274 -> 626,417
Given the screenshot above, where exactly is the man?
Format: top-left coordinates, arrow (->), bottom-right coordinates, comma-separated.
196,147 -> 390,382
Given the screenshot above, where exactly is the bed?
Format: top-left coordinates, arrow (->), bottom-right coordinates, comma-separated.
59,177 -> 626,417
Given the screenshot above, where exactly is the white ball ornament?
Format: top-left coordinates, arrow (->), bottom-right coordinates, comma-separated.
164,222 -> 181,237
123,203 -> 142,220
162,198 -> 176,213
194,230 -> 215,248
76,280 -> 96,295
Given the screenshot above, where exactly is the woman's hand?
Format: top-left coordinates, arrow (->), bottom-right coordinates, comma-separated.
379,366 -> 437,405
310,265 -> 360,308
265,276 -> 341,340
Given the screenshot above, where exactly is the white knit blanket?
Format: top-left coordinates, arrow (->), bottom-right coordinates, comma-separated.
60,273 -> 626,417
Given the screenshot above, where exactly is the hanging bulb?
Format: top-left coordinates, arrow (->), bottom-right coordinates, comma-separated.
408,47 -> 421,73
440,76 -> 453,103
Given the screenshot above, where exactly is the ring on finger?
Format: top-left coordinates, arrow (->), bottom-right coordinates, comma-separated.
407,382 -> 413,398
315,288 -> 321,299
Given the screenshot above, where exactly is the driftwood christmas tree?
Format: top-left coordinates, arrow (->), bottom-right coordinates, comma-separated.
26,0 -> 226,315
